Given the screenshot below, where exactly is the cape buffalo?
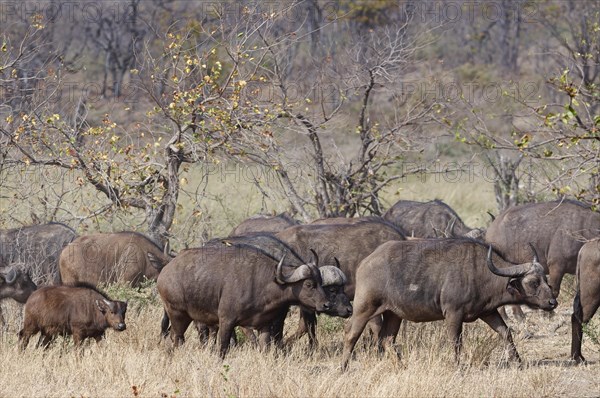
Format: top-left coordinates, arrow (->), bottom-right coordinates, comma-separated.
571,238 -> 600,363
341,239 -> 557,370
383,199 -> 473,238
275,219 -> 406,297
229,213 -> 300,236
193,235 -> 351,346
485,200 -> 600,299
212,234 -> 352,319
59,232 -> 171,287
19,283 -> 127,349
0,265 -> 37,304
157,243 -> 332,358
0,222 -> 77,285
267,220 -> 404,346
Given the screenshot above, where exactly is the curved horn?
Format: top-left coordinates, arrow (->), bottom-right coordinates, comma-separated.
309,249 -> 319,266
288,264 -> 313,283
334,257 -> 341,269
2,267 -> 17,284
275,252 -> 288,284
528,242 -> 539,263
486,246 -> 530,278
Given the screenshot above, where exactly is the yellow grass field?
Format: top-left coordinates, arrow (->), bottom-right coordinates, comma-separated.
0,165 -> 598,397
0,289 -> 598,397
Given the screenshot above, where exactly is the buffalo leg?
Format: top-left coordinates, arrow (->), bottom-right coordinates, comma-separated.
287,309 -> 317,349
217,319 -> 236,359
18,330 -> 33,350
36,333 -> 53,349
194,322 -> 211,344
342,305 -> 380,371
571,292 -> 585,363
72,331 -> 85,346
499,305 -> 526,323
160,311 -> 171,338
168,311 -> 192,347
367,316 -> 383,343
445,314 -> 464,362
547,264 -> 564,299
240,327 -> 258,346
571,290 -> 600,363
269,308 -> 289,349
258,325 -> 271,351
378,311 -> 402,354
480,311 -> 521,362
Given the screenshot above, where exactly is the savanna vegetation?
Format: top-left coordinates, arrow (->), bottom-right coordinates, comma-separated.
0,1 -> 599,397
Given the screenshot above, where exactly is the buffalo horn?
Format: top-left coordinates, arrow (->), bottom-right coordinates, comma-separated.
334,257 -> 341,269
275,252 -> 288,284
309,249 -> 319,266
285,264 -> 314,283
486,246 -> 530,277
528,242 -> 539,263
2,267 -> 17,284
320,265 -> 347,287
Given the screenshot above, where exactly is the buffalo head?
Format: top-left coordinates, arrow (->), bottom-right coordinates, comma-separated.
0,266 -> 37,303
275,251 -> 331,313
96,299 -> 128,331
319,258 -> 352,318
486,244 -> 557,311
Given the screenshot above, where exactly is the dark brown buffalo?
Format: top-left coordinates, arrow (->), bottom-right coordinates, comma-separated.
229,213 -> 300,236
193,235 -> 351,346
342,239 -> 557,370
0,223 -> 77,285
0,265 -> 37,303
211,234 -> 351,318
59,232 -> 171,286
272,220 -> 404,345
571,239 -> 600,363
383,199 -> 472,238
275,219 -> 405,297
157,243 -> 332,358
485,200 -> 600,299
19,283 -> 127,349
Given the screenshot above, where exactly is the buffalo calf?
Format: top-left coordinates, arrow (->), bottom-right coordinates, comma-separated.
19,284 -> 127,349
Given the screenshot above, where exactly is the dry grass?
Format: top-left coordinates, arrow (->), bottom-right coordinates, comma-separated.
1,161 -> 598,397
1,284 -> 598,398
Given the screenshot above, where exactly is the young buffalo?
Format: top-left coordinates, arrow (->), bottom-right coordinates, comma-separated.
19,284 -> 127,349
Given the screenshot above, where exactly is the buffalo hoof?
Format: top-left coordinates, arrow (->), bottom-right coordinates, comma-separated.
572,355 -> 586,364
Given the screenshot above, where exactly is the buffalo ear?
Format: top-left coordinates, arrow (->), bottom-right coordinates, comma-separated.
148,253 -> 167,270
95,299 -> 108,314
506,278 -> 521,296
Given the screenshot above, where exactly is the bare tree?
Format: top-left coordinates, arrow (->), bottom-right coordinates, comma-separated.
0,12 -> 281,246
233,12 -> 443,220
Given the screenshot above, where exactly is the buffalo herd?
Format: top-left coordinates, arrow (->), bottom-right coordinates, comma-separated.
0,199 -> 599,369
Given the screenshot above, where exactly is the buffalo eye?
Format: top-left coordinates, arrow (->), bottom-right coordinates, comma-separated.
530,280 -> 540,289
328,287 -> 338,294
305,280 -> 315,289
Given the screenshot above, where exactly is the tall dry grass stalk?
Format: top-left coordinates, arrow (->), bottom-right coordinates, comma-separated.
0,283 -> 598,398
